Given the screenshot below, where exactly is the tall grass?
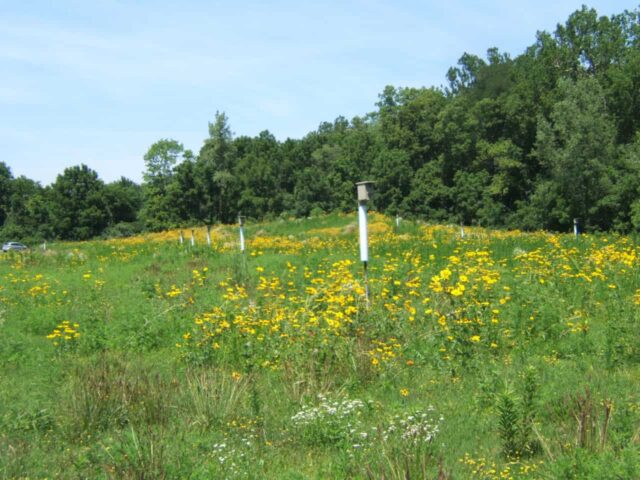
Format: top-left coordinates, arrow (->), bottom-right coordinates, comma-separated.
0,213 -> 639,478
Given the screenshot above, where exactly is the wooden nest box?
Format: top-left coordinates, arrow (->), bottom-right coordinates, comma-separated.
356,181 -> 375,203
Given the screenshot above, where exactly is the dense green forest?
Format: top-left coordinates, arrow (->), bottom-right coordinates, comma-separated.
1,6 -> 639,242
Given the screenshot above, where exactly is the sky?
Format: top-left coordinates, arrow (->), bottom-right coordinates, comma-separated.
1,0 -> 636,186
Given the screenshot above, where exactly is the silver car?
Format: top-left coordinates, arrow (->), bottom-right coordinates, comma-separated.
2,242 -> 28,252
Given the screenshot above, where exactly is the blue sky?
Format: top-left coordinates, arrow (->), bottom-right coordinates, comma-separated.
1,0 -> 635,185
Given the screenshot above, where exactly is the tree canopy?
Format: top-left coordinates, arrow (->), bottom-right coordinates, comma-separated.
2,6 -> 640,241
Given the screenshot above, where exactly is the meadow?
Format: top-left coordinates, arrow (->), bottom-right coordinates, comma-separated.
1,212 -> 639,479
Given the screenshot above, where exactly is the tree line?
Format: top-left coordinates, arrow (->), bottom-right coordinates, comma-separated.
1,6 -> 639,242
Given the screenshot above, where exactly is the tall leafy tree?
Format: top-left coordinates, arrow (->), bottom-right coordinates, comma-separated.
104,177 -> 143,225
371,148 -> 412,215
235,131 -> 283,218
404,160 -> 451,221
377,87 -> 446,171
197,111 -> 238,223
143,139 -> 183,187
533,77 -> 617,229
446,53 -> 486,94
141,138 -> 184,229
167,151 -> 200,224
49,164 -> 108,240
0,176 -> 46,239
0,162 -> 13,227
607,135 -> 640,231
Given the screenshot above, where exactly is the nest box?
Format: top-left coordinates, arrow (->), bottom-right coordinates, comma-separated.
356,181 -> 375,203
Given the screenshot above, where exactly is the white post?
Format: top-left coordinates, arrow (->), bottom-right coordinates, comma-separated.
42,241 -> 47,251
206,225 -> 211,246
191,229 -> 195,247
573,218 -> 579,237
179,230 -> 184,245
358,202 -> 370,304
358,203 -> 369,263
239,216 -> 245,253
395,216 -> 400,228
460,224 -> 465,239
356,181 -> 374,304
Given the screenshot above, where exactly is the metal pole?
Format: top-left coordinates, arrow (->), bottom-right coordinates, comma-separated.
191,229 -> 195,247
179,230 -> 184,245
206,225 -> 211,246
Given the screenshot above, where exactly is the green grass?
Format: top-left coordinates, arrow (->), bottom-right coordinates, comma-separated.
1,214 -> 639,479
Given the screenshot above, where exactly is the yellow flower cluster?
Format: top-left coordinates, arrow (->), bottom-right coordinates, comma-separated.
460,453 -> 543,479
170,215 -> 640,373
46,320 -> 80,348
368,338 -> 402,368
180,258 -> 366,366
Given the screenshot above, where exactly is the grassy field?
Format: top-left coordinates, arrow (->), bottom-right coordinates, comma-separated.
1,212 -> 639,479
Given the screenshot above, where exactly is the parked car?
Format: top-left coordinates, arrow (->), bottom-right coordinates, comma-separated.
2,242 -> 28,252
